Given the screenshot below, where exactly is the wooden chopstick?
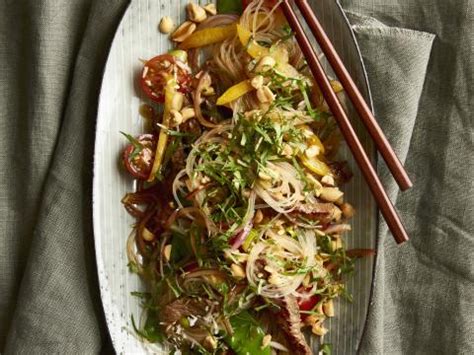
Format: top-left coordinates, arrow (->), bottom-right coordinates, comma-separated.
280,0 -> 409,244
294,0 -> 412,191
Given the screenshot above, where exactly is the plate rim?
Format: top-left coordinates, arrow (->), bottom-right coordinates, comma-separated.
333,2 -> 379,349
92,1 -> 133,352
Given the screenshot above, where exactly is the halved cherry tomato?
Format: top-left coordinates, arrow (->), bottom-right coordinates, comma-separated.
123,134 -> 157,180
297,293 -> 321,312
296,286 -> 321,320
298,294 -> 321,321
140,54 -> 191,103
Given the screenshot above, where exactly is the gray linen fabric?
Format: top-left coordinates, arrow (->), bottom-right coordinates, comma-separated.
340,1 -> 474,354
0,0 -> 129,353
0,0 -> 472,354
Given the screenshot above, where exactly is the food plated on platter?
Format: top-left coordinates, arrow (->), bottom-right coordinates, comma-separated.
118,1 -> 374,353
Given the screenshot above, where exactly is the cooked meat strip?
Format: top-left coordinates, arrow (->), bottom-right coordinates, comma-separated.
275,295 -> 312,355
293,202 -> 342,224
323,223 -> 351,235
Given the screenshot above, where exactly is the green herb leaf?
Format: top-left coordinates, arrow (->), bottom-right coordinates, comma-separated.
320,343 -> 333,355
131,312 -> 165,343
127,261 -> 139,274
155,123 -> 194,137
281,24 -> 294,41
225,311 -> 271,355
131,291 -> 151,299
170,230 -> 193,264
217,0 -> 243,14
242,229 -> 259,252
120,131 -> 144,160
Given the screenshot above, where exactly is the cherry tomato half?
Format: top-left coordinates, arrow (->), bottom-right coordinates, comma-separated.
297,293 -> 321,312
123,134 -> 157,180
296,287 -> 321,320
140,54 -> 191,103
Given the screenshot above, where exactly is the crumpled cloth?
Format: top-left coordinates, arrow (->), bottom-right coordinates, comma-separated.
0,0 -> 472,354
340,1 -> 474,353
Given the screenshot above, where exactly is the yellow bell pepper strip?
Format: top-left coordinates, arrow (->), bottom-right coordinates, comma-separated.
330,79 -> 343,93
179,24 -> 237,50
308,134 -> 326,154
168,49 -> 188,63
299,154 -> 331,176
299,125 -> 325,154
147,77 -> 182,182
236,24 -> 269,58
236,24 -> 251,46
297,125 -> 330,176
237,24 -> 292,62
216,80 -> 254,106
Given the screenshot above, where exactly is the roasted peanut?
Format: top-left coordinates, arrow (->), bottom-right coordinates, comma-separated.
159,16 -> 174,34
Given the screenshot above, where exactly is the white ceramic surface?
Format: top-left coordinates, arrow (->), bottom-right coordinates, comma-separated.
93,1 -> 377,354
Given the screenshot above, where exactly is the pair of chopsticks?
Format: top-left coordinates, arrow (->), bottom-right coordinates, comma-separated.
280,0 -> 411,244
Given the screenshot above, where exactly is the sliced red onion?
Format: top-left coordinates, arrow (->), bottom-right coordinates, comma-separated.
229,191 -> 256,249
230,221 -> 254,250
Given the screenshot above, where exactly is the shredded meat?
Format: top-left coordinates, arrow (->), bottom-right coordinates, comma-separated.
275,295 -> 312,355
159,298 -> 206,325
170,144 -> 186,172
180,117 -> 202,137
296,202 -> 335,215
323,223 -> 351,235
293,202 -> 341,224
328,161 -> 352,185
159,297 -> 212,346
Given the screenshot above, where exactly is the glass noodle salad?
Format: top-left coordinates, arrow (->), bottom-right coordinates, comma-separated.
121,1 -> 374,354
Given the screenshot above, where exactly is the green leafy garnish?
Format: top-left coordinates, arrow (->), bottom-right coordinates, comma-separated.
120,131 -> 144,159
217,0 -> 243,14
225,311 -> 271,355
281,24 -> 294,41
131,291 -> 151,299
127,261 -> 139,274
320,343 -> 333,355
131,312 -> 165,343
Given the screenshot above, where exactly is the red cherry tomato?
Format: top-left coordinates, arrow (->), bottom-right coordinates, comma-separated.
297,288 -> 321,320
140,54 -> 191,103
122,134 -> 157,180
297,294 -> 321,312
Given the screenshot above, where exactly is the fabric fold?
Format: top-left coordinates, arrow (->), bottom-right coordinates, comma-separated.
345,11 -> 435,202
4,1 -> 129,354
341,1 -> 474,354
343,14 -> 436,355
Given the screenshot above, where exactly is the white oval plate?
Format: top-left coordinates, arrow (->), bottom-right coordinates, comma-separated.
93,1 -> 377,354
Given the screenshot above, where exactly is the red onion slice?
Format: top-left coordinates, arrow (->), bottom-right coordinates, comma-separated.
230,221 -> 254,249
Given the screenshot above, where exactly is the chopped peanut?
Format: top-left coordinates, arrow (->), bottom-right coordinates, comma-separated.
230,263 -> 245,279
159,16 -> 174,34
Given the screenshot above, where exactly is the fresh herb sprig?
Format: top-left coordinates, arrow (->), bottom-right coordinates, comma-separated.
120,131 -> 144,160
